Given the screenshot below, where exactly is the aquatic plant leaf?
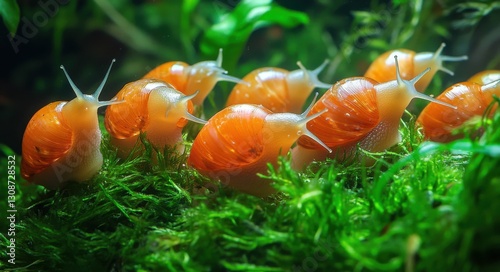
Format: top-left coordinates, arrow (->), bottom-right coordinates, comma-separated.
0,0 -> 20,35
200,0 -> 309,71
448,2 -> 500,28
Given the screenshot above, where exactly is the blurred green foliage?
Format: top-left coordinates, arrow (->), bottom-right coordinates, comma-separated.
199,0 -> 309,72
3,0 -> 500,153
0,0 -> 20,35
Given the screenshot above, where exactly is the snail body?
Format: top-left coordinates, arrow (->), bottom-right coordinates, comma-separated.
104,79 -> 206,158
417,70 -> 500,142
21,60 -> 118,189
142,49 -> 242,106
225,60 -> 331,113
291,55 -> 456,169
187,96 -> 331,197
364,43 -> 468,92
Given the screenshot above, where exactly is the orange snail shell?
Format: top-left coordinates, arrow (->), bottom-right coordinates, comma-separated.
417,70 -> 500,142
188,104 -> 269,172
104,79 -> 202,158
365,50 -> 416,86
188,102 -> 330,197
21,102 -> 73,181
105,79 -> 194,138
297,77 -> 380,149
292,55 -> 458,169
364,43 -> 468,92
142,49 -> 242,106
142,62 -> 189,94
226,68 -> 290,112
21,60 -> 116,189
188,105 -> 278,197
468,70 -> 500,88
225,61 -> 330,113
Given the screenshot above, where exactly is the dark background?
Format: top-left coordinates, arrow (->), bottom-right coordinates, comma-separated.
1,0 -> 499,154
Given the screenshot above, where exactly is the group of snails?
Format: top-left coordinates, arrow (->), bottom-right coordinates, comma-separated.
21,44 -> 500,197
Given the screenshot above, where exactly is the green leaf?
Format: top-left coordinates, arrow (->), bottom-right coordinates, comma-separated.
200,0 -> 309,72
181,0 -> 200,60
0,0 -> 20,35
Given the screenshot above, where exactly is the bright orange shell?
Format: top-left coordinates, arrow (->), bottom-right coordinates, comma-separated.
417,83 -> 489,142
468,70 -> 500,105
225,68 -> 290,112
188,104 -> 270,172
468,70 -> 500,86
298,77 -> 380,149
21,102 -> 73,180
364,50 -> 415,84
142,62 -> 189,94
104,79 -> 193,140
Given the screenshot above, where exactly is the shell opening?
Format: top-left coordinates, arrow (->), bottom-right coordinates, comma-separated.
394,55 -> 457,110
296,60 -> 332,89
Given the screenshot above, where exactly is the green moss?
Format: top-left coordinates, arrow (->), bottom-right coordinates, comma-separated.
2,107 -> 500,271
2,1 -> 500,271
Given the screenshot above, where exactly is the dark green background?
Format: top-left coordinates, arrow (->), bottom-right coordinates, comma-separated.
1,0 -> 499,153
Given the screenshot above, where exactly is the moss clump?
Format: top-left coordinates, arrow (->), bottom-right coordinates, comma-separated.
1,108 -> 500,272
4,101 -> 499,271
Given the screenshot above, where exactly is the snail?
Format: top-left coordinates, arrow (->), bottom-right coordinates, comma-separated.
364,43 -> 468,92
142,48 -> 243,106
291,55 -> 457,169
104,78 -> 207,158
468,70 -> 500,86
225,60 -> 331,113
21,60 -> 119,189
187,94 -> 332,197
416,70 -> 500,142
